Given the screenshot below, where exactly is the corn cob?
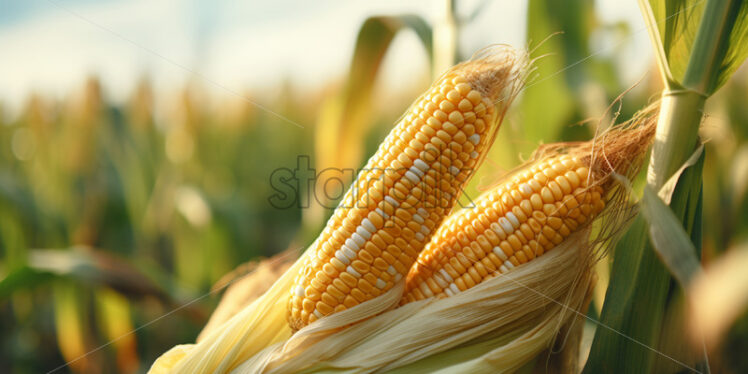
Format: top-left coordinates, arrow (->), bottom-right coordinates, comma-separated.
288,48 -> 526,331
400,108 -> 659,304
401,154 -> 604,302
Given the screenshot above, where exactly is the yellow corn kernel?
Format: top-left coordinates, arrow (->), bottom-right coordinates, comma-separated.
401,154 -> 605,303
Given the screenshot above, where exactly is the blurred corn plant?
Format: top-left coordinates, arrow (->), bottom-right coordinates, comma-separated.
0,75 -> 316,372
1,0 -> 748,372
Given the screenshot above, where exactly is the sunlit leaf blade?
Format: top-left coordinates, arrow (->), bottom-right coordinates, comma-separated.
647,0 -> 705,83
707,0 -> 748,92
315,14 -> 432,175
641,185 -> 702,287
647,0 -> 748,93
308,15 -> 432,234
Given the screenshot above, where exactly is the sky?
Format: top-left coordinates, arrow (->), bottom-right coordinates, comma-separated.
0,0 -> 650,113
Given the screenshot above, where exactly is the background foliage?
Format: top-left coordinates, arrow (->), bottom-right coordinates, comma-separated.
0,0 -> 746,373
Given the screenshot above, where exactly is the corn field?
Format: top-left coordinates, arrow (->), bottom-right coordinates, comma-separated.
1,1 -> 747,373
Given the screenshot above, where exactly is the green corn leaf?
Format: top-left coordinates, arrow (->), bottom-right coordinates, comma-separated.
645,0 -> 706,84
0,247 -> 168,302
0,266 -> 55,300
641,185 -> 702,287
583,216 -> 672,373
308,15 -> 432,236
645,0 -> 748,93
585,138 -> 705,373
585,149 -> 705,373
636,146 -> 705,291
715,2 -> 748,91
315,14 -> 432,175
682,0 -> 748,94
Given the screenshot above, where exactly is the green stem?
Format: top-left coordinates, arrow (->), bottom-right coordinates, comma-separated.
646,90 -> 705,189
647,0 -> 742,189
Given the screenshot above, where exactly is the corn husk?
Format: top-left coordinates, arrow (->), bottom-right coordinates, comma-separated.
151,228 -> 592,374
197,251 -> 296,342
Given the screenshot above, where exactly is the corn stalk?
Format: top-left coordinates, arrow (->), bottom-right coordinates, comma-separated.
647,0 -> 743,189
585,0 -> 748,372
